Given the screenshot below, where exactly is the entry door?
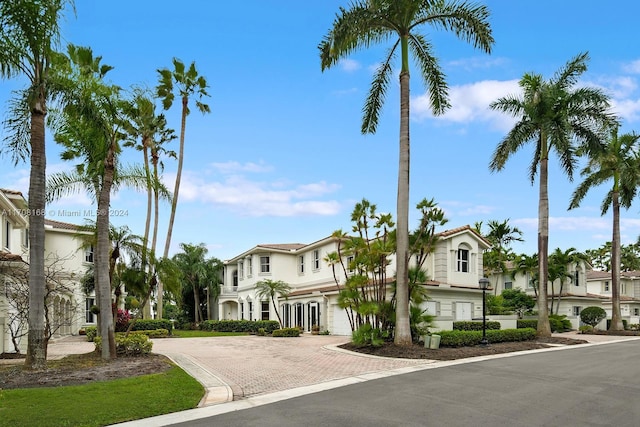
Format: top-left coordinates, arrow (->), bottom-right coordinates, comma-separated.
456,302 -> 472,321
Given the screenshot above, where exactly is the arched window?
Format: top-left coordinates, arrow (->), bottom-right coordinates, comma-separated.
457,244 -> 471,273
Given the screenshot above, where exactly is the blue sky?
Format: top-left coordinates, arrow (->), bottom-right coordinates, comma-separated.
2,1 -> 640,261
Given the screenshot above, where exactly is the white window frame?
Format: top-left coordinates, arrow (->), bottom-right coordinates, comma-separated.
260,255 -> 270,274
298,255 -> 305,274
247,257 -> 253,277
3,219 -> 10,250
261,301 -> 270,321
603,281 -> 610,292
504,281 -> 513,290
573,306 -> 582,316
238,261 -> 244,279
84,245 -> 94,263
347,255 -> 355,274
457,248 -> 469,273
313,250 -> 320,270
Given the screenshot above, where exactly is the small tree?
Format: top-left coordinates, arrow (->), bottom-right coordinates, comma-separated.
501,289 -> 536,318
580,306 -> 606,329
255,279 -> 292,328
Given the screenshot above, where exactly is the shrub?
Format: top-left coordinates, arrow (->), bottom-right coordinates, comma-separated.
549,314 -> 572,332
579,325 -> 593,334
453,321 -> 501,331
129,319 -> 173,333
272,328 -> 301,337
199,320 -> 280,334
257,328 -> 267,336
352,323 -> 388,347
439,328 -> 536,347
94,333 -> 153,356
579,306 -> 606,328
517,320 -> 538,329
130,329 -> 169,338
115,309 -> 132,332
85,326 -> 97,342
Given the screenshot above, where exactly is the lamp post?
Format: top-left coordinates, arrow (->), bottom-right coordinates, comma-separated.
479,277 -> 490,346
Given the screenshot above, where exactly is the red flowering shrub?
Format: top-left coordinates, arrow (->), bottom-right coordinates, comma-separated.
115,308 -> 132,332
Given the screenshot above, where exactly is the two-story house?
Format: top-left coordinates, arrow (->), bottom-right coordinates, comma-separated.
0,189 -> 93,354
218,225 -> 491,335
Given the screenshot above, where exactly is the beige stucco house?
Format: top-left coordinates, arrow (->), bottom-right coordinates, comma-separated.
218,225 -> 492,335
0,189 -> 93,354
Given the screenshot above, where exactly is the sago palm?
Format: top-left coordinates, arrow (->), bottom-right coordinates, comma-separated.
319,0 -> 493,346
490,52 -> 615,337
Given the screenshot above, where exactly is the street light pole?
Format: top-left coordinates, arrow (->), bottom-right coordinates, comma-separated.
479,277 -> 490,346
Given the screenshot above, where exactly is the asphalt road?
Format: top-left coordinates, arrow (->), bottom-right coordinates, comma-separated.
170,340 -> 640,427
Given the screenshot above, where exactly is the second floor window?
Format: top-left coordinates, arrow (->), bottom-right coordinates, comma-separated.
313,250 -> 320,270
457,249 -> 469,273
85,245 -> 94,263
239,261 -> 244,279
299,255 -> 304,273
247,258 -> 253,276
3,220 -> 10,249
260,256 -> 270,273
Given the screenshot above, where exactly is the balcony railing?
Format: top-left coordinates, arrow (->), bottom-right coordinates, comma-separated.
220,285 -> 238,296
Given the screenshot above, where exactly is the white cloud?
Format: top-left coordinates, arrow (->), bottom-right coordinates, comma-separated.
340,59 -> 361,72
412,79 -> 520,132
211,160 -> 273,174
446,57 -> 508,71
611,98 -> 640,123
166,170 -> 342,217
623,59 -> 640,74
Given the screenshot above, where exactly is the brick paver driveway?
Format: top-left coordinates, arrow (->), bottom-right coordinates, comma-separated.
151,335 -> 432,399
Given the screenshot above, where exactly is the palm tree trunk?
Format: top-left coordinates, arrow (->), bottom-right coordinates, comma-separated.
141,142 -> 152,266
25,105 -> 47,370
610,192 -> 624,331
537,151 -> 552,337
271,296 -> 283,328
394,66 -> 411,346
97,145 -> 117,359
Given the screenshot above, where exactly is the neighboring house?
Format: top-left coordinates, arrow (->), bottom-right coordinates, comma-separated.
218,225 -> 492,335
0,189 -> 92,354
489,257 -> 640,329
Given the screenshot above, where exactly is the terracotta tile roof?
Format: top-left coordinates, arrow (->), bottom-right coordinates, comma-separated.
44,219 -> 82,231
0,188 -> 24,196
0,251 -> 25,263
438,225 -> 492,247
587,270 -> 640,280
256,243 -> 306,251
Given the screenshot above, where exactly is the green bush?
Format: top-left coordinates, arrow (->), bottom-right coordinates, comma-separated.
85,326 -> 97,342
549,314 -> 572,332
94,333 -> 153,356
352,324 -> 387,347
129,319 -> 173,334
439,328 -> 536,347
453,321 -> 501,331
579,306 -> 606,328
579,325 -> 593,334
257,328 -> 267,336
130,329 -> 169,338
517,319 -> 538,329
200,320 -> 280,333
272,327 -> 301,337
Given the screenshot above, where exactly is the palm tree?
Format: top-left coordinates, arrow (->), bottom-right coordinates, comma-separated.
0,0 -> 72,369
172,243 -> 221,323
486,219 -> 524,250
255,279 -> 292,328
511,253 -> 539,298
50,45 -> 133,359
156,58 -> 211,320
569,127 -> 640,330
319,0 -> 493,346
547,247 -> 588,315
489,52 -> 614,337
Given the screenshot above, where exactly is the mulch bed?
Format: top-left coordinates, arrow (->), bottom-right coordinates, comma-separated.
340,336 -> 589,361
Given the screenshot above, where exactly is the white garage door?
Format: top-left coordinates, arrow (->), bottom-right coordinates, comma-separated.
455,302 -> 472,321
331,306 -> 353,336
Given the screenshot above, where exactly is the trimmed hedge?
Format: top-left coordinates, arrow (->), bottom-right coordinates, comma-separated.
85,326 -> 97,342
130,329 -> 170,338
200,319 -> 280,334
272,328 -> 301,337
438,328 -> 537,347
453,321 -> 501,331
517,319 -> 538,329
129,319 -> 173,333
94,333 -> 153,355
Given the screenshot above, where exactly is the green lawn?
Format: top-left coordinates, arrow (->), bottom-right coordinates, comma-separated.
0,364 -> 203,427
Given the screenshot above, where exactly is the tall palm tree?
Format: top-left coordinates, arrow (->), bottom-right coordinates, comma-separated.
489,52 -> 614,337
569,127 -> 640,330
255,279 -> 292,328
0,0 -> 72,369
156,58 -> 211,319
547,247 -> 588,315
319,0 -> 493,346
172,243 -> 221,323
486,219 -> 524,250
50,45 -> 132,359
